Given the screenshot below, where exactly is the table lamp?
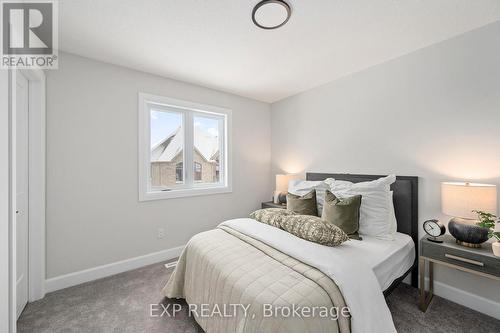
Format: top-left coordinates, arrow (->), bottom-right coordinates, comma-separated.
274,174 -> 302,204
441,182 -> 497,247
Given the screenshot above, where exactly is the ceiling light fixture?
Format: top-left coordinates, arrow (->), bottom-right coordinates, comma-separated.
252,0 -> 291,30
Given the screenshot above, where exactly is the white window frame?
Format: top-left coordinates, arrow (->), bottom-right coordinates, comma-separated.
138,93 -> 232,201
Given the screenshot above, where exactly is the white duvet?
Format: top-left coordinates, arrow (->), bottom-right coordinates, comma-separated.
220,218 -> 397,333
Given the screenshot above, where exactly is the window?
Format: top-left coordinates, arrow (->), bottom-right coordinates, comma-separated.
139,93 -> 231,201
194,162 -> 202,181
176,162 -> 183,182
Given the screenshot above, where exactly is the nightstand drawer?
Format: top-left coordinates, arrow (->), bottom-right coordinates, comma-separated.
422,241 -> 500,277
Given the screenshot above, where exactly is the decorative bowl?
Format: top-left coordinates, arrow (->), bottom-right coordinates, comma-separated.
448,218 -> 489,248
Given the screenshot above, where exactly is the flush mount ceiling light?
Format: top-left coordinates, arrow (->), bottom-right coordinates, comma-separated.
252,0 -> 291,30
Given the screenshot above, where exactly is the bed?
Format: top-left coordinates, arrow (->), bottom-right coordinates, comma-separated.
163,173 -> 418,333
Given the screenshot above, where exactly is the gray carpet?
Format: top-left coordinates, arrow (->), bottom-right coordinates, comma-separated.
18,262 -> 499,333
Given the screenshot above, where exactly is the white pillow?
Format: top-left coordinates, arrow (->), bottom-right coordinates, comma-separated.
388,191 -> 397,238
288,180 -> 329,215
327,175 -> 396,239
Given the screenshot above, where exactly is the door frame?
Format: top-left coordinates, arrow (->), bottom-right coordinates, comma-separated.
8,68 -> 46,331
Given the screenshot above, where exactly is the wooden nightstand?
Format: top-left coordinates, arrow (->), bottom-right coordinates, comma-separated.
261,201 -> 286,209
419,235 -> 500,312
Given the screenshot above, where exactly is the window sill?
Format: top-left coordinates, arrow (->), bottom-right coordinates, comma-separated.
139,185 -> 232,201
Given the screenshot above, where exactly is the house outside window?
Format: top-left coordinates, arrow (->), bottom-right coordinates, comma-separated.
139,93 -> 232,201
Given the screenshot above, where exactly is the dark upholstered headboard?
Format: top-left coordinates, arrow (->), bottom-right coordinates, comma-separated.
306,173 -> 419,290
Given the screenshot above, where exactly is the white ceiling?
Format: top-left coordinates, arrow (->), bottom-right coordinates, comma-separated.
59,0 -> 500,103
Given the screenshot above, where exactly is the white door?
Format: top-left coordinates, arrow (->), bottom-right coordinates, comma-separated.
16,72 -> 29,318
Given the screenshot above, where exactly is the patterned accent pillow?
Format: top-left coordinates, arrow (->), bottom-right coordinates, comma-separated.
280,215 -> 349,246
249,208 -> 297,228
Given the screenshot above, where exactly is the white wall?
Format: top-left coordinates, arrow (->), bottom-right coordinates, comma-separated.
271,22 -> 500,311
45,53 -> 271,278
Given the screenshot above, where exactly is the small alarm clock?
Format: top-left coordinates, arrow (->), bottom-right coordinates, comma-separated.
423,219 -> 446,243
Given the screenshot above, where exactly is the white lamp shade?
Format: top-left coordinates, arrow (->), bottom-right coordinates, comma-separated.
441,182 -> 497,219
275,174 -> 302,193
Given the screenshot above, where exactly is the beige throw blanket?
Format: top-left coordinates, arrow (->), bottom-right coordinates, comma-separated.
163,224 -> 350,333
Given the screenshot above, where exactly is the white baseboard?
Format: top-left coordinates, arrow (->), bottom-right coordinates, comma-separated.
45,245 -> 184,293
428,278 -> 500,320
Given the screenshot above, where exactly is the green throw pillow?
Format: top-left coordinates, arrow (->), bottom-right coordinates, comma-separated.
280,214 -> 349,246
249,208 -> 297,228
287,190 -> 318,216
322,190 -> 362,240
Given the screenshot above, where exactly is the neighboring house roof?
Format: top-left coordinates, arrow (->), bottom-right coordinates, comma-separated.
151,127 -> 183,162
151,126 -> 219,162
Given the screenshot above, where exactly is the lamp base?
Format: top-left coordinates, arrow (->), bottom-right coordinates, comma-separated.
273,191 -> 280,204
273,191 -> 287,204
448,217 -> 489,248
